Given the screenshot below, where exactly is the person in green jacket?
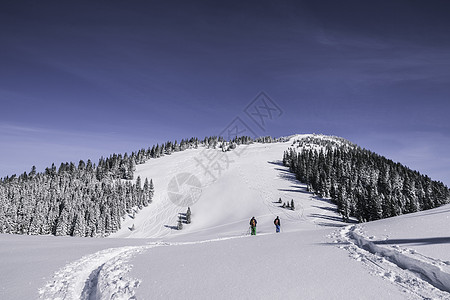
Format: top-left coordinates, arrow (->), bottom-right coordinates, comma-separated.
249,217 -> 257,235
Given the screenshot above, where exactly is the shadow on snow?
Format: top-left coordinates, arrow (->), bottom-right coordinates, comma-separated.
374,237 -> 450,246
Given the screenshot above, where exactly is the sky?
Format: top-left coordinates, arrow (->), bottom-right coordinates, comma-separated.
0,0 -> 449,185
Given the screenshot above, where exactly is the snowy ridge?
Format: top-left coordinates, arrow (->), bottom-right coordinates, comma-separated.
335,225 -> 450,299
289,133 -> 356,153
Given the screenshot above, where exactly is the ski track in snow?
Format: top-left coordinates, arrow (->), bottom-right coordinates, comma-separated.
333,225 -> 450,299
38,235 -> 254,300
38,246 -> 144,300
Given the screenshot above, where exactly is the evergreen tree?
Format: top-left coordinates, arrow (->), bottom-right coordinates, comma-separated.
186,207 -> 191,224
177,216 -> 183,230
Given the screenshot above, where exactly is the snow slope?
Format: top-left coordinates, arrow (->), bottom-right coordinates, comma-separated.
1,134 -> 450,299
110,134 -> 344,241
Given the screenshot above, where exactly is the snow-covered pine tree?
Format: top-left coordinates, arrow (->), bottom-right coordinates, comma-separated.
143,178 -> 150,207
177,216 -> 183,230
186,207 -> 191,224
149,179 -> 154,202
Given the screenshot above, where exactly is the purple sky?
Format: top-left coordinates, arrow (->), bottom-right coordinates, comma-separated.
1,0 -> 449,185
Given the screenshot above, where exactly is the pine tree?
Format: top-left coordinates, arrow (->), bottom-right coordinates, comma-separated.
177,216 -> 183,230
186,207 -> 191,224
29,166 -> 37,178
149,179 -> 154,202
143,178 -> 150,207
72,213 -> 86,237
55,209 -> 69,236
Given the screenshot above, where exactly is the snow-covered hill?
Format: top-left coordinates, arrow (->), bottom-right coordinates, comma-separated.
1,134 -> 450,299
110,134 -> 344,240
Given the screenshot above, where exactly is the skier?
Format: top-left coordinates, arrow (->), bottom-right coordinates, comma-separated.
274,216 -> 281,233
249,217 -> 257,235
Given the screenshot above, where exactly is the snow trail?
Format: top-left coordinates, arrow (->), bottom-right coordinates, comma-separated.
39,246 -> 144,300
336,225 -> 450,299
38,235 -> 259,300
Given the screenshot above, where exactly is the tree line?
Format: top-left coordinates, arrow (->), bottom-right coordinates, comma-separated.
0,159 -> 155,236
283,137 -> 450,222
0,137 -> 204,237
0,135 -> 278,237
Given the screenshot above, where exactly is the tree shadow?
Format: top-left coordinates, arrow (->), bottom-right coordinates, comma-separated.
267,160 -> 284,167
374,237 -> 450,246
164,225 -> 178,230
278,181 -> 310,195
277,172 -> 301,186
309,213 -> 343,222
311,205 -> 337,213
309,213 -> 358,224
127,208 -> 138,219
274,168 -> 291,173
278,184 -> 308,192
311,195 -> 337,206
278,189 -> 308,193
315,222 -> 347,228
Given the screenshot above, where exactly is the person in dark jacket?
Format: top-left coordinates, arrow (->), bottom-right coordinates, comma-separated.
274,216 -> 281,233
249,217 -> 257,235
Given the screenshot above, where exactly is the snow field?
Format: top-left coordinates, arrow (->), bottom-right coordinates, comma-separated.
129,228 -> 407,299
